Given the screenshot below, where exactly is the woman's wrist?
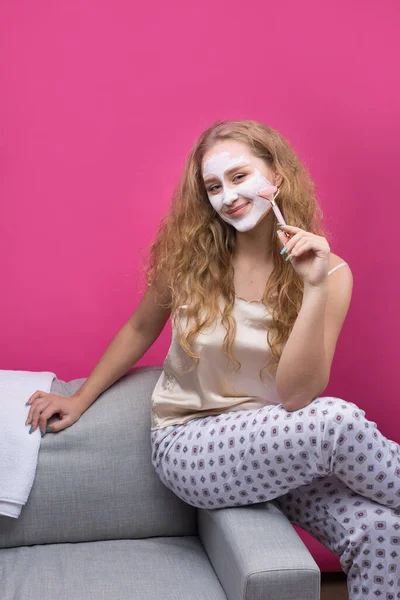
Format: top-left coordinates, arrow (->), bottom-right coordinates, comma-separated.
303,279 -> 329,294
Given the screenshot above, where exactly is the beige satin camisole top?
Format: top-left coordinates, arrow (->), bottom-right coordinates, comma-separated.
150,262 -> 348,430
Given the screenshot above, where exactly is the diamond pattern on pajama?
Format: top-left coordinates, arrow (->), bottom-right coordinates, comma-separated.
151,397 -> 400,510
150,396 -> 400,600
273,475 -> 400,599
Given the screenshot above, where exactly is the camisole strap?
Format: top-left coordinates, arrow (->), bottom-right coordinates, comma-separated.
328,262 -> 348,276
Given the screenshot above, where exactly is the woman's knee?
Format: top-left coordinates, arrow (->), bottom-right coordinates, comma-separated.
313,396 -> 365,421
308,397 -> 371,445
314,395 -> 357,409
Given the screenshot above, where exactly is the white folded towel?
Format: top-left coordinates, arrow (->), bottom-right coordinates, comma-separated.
0,370 -> 56,518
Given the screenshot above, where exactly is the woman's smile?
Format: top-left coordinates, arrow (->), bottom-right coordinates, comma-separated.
226,201 -> 251,216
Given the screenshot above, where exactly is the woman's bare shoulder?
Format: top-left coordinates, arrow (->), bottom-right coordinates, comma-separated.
328,252 -> 348,271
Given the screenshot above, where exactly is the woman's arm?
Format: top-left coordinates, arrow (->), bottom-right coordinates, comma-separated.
275,266 -> 353,412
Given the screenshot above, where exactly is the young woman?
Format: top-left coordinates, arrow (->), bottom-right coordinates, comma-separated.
26,120 -> 400,600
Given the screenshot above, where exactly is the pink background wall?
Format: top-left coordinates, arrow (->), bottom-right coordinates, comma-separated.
1,0 -> 399,570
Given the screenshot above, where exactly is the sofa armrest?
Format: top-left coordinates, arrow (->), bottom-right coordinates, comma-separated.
197,501 -> 320,600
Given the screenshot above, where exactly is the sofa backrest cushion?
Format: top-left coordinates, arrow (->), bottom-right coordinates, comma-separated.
0,366 -> 197,548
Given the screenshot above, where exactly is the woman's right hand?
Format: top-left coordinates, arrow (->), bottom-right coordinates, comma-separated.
25,391 -> 84,435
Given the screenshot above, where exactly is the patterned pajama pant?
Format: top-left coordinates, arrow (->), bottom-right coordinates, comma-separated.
150,397 -> 400,599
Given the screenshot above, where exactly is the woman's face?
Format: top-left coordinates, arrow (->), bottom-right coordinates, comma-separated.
202,139 -> 279,232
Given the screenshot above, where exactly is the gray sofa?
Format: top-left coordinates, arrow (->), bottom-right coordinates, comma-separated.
0,366 -> 321,599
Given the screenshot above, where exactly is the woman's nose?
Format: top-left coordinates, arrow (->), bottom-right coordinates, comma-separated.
222,186 -> 239,204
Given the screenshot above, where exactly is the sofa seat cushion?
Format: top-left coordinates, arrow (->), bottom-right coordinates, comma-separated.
0,536 -> 227,600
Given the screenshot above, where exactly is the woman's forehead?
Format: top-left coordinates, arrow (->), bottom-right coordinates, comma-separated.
202,140 -> 255,172
202,152 -> 252,180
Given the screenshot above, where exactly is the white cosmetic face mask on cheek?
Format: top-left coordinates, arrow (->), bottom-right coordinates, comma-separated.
202,151 -> 275,232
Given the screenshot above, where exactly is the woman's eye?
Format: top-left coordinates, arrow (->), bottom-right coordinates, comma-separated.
208,174 -> 245,193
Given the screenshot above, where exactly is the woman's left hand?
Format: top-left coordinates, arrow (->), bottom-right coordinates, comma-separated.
277,225 -> 330,287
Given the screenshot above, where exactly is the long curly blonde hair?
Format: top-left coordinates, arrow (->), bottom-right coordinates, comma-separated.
141,119 -> 330,384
